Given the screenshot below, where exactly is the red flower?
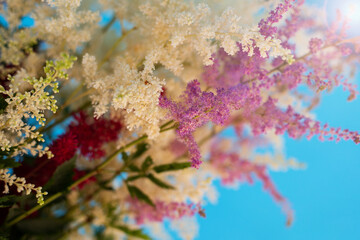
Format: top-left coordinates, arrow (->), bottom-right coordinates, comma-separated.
69,112 -> 123,159
15,132 -> 78,186
50,132 -> 78,165
15,112 -> 122,190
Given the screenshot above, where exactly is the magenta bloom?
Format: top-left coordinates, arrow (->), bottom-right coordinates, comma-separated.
160,80 -> 253,168
245,97 -> 360,143
258,0 -> 295,37
128,198 -> 201,224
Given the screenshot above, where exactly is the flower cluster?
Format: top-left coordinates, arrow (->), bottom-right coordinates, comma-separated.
258,0 -> 295,38
69,111 -> 123,159
33,0 -> 99,53
15,112 -> 122,187
128,198 -> 201,225
0,169 -> 47,205
245,97 -> 360,143
160,80 -> 254,168
0,53 -> 76,157
82,54 -> 164,139
0,0 -> 359,239
14,132 -> 78,187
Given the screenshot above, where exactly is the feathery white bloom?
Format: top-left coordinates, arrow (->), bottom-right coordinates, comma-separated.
0,54 -> 76,157
0,28 -> 37,65
170,217 -> 199,240
0,169 -> 48,205
82,53 -> 166,139
34,0 -> 99,52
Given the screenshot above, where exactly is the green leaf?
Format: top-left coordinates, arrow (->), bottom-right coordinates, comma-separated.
153,162 -> 192,173
112,225 -> 151,240
127,185 -> 155,207
130,143 -> 149,159
141,156 -> 153,171
17,217 -> 68,235
126,175 -> 145,182
95,233 -> 114,240
98,183 -> 114,191
127,164 -> 141,172
0,195 -> 20,208
0,95 -> 8,114
0,158 -> 20,169
20,155 -> 37,166
44,157 -> 75,193
121,152 -> 129,163
147,174 -> 175,189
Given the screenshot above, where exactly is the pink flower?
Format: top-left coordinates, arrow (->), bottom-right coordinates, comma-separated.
160,80 -> 253,168
309,38 -> 323,54
209,143 -> 293,225
258,0 -> 295,37
128,198 -> 201,224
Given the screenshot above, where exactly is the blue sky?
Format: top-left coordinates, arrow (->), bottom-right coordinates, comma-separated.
196,85 -> 360,240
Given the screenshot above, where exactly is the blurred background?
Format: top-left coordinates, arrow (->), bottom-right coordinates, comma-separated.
196,1 -> 360,239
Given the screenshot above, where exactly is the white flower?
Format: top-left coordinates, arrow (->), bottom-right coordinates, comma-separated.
0,169 -> 48,205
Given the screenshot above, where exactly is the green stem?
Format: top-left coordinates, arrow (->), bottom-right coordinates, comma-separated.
101,15 -> 117,34
63,84 -> 83,106
97,27 -> 137,69
159,120 -> 174,130
4,121 -> 176,228
160,124 -> 178,133
4,192 -> 62,228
